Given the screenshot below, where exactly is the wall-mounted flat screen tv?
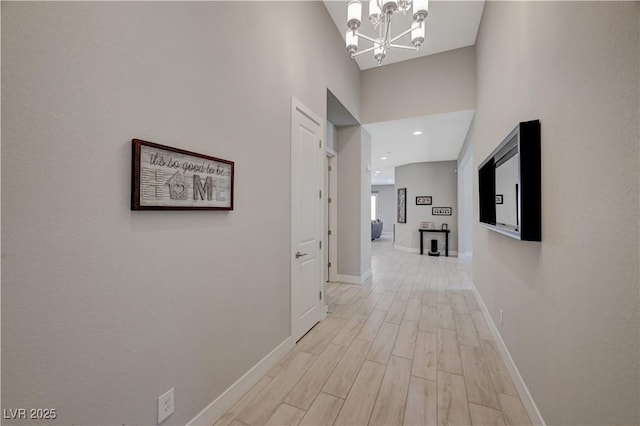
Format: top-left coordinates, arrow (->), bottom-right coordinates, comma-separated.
478,120 -> 541,241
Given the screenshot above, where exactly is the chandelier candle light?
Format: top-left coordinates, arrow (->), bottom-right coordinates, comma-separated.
346,0 -> 428,65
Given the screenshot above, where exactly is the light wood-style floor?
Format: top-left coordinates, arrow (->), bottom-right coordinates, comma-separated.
216,236 -> 532,426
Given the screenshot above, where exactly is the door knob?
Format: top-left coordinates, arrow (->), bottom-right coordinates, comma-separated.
295,251 -> 308,259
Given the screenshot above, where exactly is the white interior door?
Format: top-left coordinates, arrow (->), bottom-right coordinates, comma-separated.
291,98 -> 323,342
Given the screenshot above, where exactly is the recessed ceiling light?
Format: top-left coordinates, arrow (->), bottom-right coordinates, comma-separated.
381,157 -> 388,160
375,171 -> 380,174
413,131 -> 422,135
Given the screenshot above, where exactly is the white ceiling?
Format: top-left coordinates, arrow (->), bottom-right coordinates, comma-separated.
323,0 -> 485,70
366,110 -> 475,185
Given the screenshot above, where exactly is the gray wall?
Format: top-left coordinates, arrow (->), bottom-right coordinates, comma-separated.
336,126 -> 372,279
472,2 -> 639,424
326,121 -> 337,151
361,46 -> 476,124
372,184 -> 395,234
1,2 -> 360,425
394,161 -> 458,253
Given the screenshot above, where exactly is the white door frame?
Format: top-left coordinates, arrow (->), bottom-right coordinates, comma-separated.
291,96 -> 326,342
325,148 -> 338,284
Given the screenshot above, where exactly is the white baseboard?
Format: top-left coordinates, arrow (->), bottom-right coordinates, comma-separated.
470,284 -> 546,426
335,268 -> 371,284
186,337 -> 294,426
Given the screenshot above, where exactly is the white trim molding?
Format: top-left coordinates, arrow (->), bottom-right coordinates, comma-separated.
186,337 -> 294,426
470,284 -> 546,426
335,268 -> 371,284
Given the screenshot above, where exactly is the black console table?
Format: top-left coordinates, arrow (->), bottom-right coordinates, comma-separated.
419,229 -> 451,256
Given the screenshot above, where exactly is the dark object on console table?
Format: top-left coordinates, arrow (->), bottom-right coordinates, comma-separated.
419,228 -> 450,256
428,239 -> 440,257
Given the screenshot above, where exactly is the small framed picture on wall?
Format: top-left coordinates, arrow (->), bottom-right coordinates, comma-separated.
442,223 -> 448,230
416,196 -> 432,205
397,188 -> 407,223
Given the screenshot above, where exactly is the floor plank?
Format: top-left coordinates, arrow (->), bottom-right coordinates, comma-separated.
437,303 -> 457,330
464,290 -> 481,311
455,313 -> 480,346
499,393 -> 532,426
404,298 -> 423,322
357,310 -> 387,341
295,316 -> 347,356
412,331 -> 437,381
460,344 -> 500,409
437,371 -> 471,426
480,339 -> 518,396
215,376 -> 273,425
332,313 -> 369,346
469,403 -> 506,426
333,296 -> 366,320
404,376 -> 437,426
450,292 -> 470,315
358,293 -> 383,315
392,320 -> 419,360
334,361 -> 386,425
299,393 -> 343,426
366,322 -> 400,365
264,403 -> 305,426
369,356 -> 412,425
333,286 -> 360,305
419,305 -> 438,332
471,310 -> 493,341
284,343 -> 346,410
323,338 -> 372,398
375,292 -> 396,311
236,351 -> 316,425
437,328 -> 463,375
385,300 -> 408,324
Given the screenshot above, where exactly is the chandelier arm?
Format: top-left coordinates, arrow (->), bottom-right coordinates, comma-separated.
388,43 -> 419,51
384,14 -> 392,46
354,31 -> 380,45
388,25 -> 417,44
352,45 -> 379,57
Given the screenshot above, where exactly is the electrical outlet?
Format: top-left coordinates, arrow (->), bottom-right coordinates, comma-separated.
157,388 -> 174,424
499,309 -> 504,326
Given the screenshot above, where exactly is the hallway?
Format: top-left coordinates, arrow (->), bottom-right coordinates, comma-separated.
216,237 -> 532,425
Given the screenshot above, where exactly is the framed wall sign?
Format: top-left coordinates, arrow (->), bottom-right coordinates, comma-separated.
432,207 -> 452,216
397,188 -> 407,223
416,196 -> 432,205
131,139 -> 234,210
495,194 -> 504,204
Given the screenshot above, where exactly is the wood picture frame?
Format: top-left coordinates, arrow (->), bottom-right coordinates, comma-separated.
416,196 -> 432,205
131,139 -> 234,210
397,188 -> 407,223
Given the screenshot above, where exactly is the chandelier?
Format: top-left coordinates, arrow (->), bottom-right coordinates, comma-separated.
345,0 -> 429,65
